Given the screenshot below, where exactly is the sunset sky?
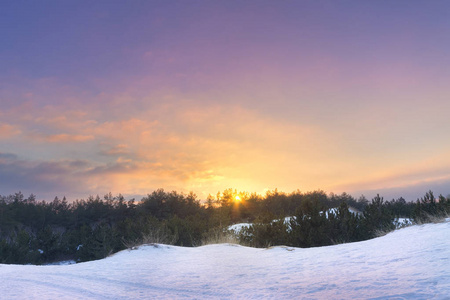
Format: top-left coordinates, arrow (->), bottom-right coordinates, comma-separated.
2,1 -> 450,201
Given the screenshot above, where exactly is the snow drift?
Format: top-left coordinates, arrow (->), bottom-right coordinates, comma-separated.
1,221 -> 449,299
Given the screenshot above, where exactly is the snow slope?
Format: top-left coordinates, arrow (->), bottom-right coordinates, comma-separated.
1,221 -> 449,299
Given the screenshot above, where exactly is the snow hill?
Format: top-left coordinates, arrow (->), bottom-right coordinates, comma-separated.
1,221 -> 449,299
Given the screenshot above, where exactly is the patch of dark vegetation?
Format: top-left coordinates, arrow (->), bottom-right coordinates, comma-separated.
0,189 -> 448,264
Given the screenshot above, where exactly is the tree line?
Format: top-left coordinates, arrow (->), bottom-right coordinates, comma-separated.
0,189 -> 449,264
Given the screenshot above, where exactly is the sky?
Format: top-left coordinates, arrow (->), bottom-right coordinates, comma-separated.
1,1 -> 450,202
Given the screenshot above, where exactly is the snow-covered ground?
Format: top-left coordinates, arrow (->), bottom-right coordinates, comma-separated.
1,221 -> 449,299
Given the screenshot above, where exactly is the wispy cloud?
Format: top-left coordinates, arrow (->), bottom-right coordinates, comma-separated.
0,123 -> 21,139
0,156 -> 94,199
29,132 -> 95,143
99,144 -> 130,156
0,152 -> 18,161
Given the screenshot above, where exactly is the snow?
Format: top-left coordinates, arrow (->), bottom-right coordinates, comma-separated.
348,206 -> 362,215
1,221 -> 449,299
44,260 -> 77,266
394,217 -> 413,228
228,222 -> 251,232
228,217 -> 292,233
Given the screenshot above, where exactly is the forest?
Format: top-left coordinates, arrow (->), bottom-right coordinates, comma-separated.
0,189 -> 449,264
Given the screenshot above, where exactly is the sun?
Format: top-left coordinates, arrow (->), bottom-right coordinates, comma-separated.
234,195 -> 241,202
